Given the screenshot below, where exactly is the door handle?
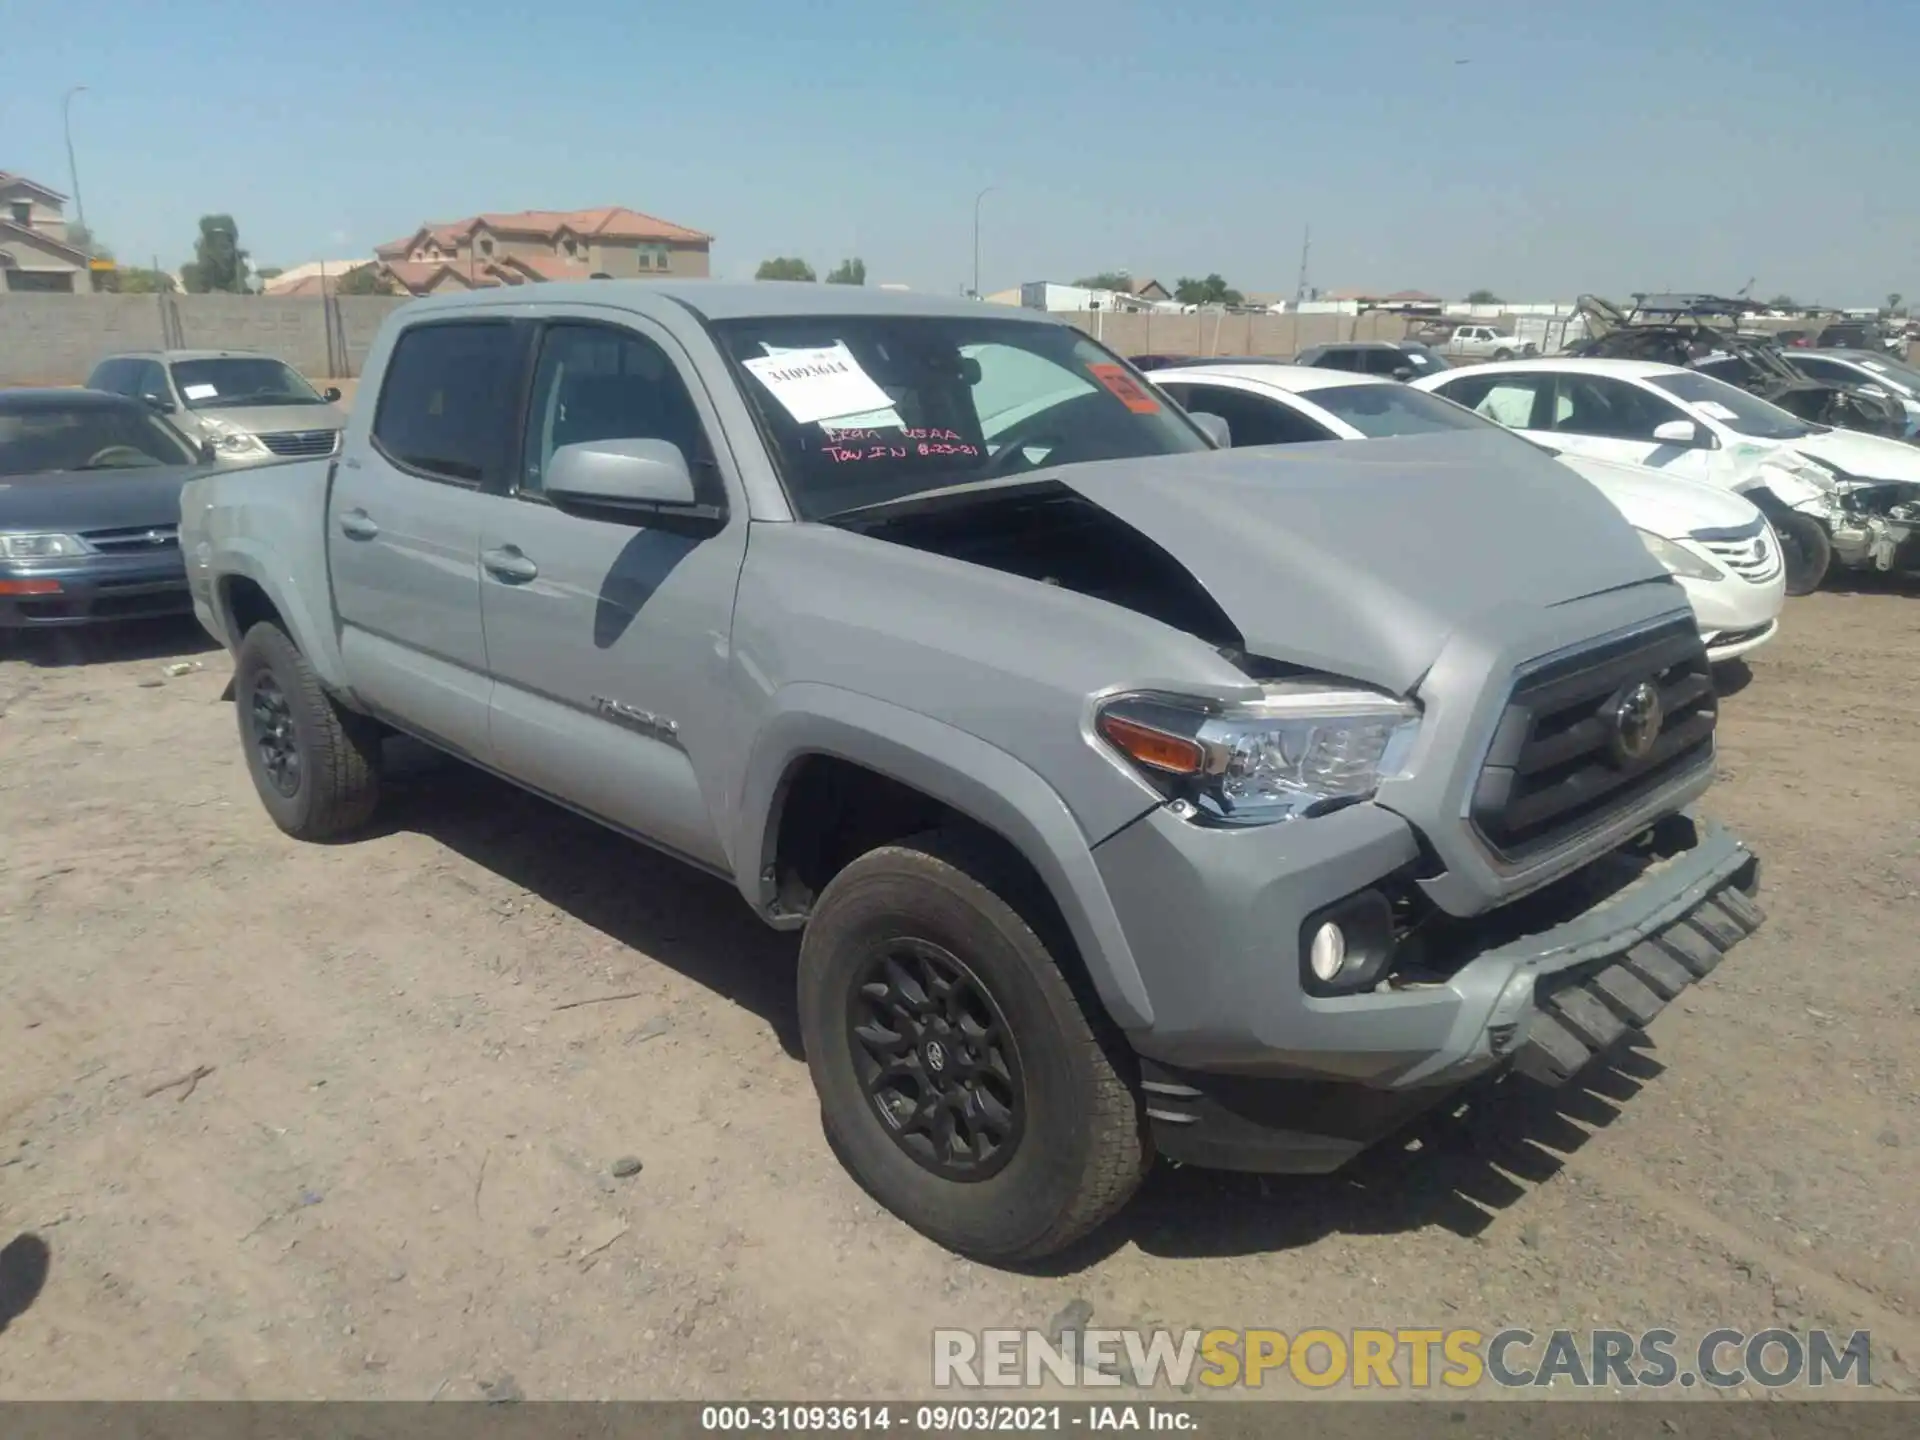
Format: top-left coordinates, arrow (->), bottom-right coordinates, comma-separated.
482,546 -> 539,584
337,509 -> 379,540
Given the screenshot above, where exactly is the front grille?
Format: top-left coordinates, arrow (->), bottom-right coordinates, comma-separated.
83,523 -> 179,553
1691,519 -> 1782,585
1470,618 -> 1717,860
258,429 -> 341,458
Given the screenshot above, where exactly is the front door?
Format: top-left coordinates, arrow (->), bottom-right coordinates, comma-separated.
476,315 -> 749,872
328,317 -> 523,761
1537,373 -> 1717,480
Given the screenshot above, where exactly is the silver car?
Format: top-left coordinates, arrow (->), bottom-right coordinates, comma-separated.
85,349 -> 346,467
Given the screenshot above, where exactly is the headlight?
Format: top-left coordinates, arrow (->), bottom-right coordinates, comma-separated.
0,532 -> 88,559
1095,682 -> 1421,826
1636,529 -> 1725,582
215,430 -> 267,455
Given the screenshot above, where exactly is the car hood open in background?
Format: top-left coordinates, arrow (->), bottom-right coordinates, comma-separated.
0,465 -> 205,535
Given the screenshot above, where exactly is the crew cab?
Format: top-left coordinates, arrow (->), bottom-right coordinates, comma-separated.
181,283 -> 1765,1261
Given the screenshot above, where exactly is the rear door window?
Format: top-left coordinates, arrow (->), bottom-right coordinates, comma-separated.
1159,383 -> 1336,446
371,322 -> 521,486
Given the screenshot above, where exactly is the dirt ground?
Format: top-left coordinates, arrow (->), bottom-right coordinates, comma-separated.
0,590 -> 1916,1402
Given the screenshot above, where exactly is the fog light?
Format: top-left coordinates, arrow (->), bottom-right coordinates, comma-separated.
1299,887 -> 1398,996
1309,922 -> 1347,982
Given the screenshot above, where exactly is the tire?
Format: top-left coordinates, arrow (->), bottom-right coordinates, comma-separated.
1493,348 -> 1514,361
1768,512 -> 1832,596
233,621 -> 382,840
798,829 -> 1150,1262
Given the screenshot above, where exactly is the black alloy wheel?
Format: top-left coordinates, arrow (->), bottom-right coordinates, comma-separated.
848,938 -> 1025,1181
249,671 -> 302,797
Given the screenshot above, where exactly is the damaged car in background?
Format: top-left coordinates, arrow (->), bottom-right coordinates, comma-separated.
1416,356 -> 1920,593
183,283 -> 1766,1261
1566,294 -> 1909,440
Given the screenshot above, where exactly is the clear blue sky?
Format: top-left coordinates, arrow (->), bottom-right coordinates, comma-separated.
3,1 -> 1915,304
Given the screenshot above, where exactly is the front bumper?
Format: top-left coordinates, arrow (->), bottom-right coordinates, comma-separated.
1701,618 -> 1778,664
1095,802 -> 1760,1173
0,555 -> 191,628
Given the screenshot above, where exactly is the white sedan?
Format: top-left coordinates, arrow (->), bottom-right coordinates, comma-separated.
1409,356 -> 1920,593
1153,363 -> 1786,664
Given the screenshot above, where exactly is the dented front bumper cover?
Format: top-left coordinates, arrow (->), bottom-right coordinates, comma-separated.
1138,815 -> 1762,1174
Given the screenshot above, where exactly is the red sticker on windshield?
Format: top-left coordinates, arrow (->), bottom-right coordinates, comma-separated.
1088,363 -> 1161,414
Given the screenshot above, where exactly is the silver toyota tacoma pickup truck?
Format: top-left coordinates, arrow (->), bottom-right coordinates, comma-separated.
180,282 -> 1764,1262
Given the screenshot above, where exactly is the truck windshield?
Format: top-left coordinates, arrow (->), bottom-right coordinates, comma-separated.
712,316 -> 1210,519
1644,370 -> 1814,440
170,357 -> 326,410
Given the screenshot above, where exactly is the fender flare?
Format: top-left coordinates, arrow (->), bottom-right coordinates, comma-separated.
734,683 -> 1156,1030
212,538 -> 355,695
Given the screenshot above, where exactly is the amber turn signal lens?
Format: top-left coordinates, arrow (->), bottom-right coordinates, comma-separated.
1096,712 -> 1204,775
0,578 -> 63,596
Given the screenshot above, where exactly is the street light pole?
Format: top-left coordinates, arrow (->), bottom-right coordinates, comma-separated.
63,85 -> 89,244
971,185 -> 996,299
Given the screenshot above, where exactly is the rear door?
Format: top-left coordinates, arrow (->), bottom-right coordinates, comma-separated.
328,318 -> 524,762
473,313 -> 749,871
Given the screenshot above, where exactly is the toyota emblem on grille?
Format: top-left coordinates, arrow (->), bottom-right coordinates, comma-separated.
1607,680 -> 1664,766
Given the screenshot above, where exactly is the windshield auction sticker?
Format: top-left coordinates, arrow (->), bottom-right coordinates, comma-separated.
1086,363 -> 1161,414
743,343 -> 895,426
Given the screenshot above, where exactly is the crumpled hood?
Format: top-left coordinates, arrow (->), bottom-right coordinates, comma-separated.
0,465 -> 204,534
1553,452 -> 1766,536
1058,429 -> 1668,695
1787,426 -> 1920,483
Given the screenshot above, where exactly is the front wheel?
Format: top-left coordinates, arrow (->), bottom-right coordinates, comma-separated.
1493,348 -> 1514,361
1769,512 -> 1832,596
798,830 -> 1150,1262
234,621 -> 383,840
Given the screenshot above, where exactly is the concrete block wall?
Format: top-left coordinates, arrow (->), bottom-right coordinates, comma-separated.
0,293 -> 410,385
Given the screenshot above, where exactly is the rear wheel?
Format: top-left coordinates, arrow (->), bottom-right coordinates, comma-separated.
798,830 -> 1150,1262
1493,348 -> 1514,361
234,622 -> 382,840
1768,512 -> 1832,596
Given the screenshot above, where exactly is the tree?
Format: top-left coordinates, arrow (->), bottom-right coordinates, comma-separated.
254,267 -> 284,282
1173,273 -> 1243,306
1465,288 -> 1502,305
334,263 -> 395,297
825,257 -> 867,286
1074,271 -> 1133,291
1887,292 -> 1905,318
65,223 -> 108,259
179,214 -> 249,293
755,257 -> 816,282
115,266 -> 176,294
1767,294 -> 1798,312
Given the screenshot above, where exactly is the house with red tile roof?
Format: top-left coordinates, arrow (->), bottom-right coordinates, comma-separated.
369,205 -> 712,295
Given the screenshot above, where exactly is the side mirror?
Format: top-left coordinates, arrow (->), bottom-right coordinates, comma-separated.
545,438 -> 721,527
1190,412 -> 1231,448
197,438 -> 218,466
1391,366 -> 1415,382
1651,419 -> 1699,446
143,393 -> 176,415
323,386 -> 342,403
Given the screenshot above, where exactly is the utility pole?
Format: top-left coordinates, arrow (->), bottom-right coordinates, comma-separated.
971,186 -> 996,299
1294,223 -> 1311,303
63,85 -> 90,244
